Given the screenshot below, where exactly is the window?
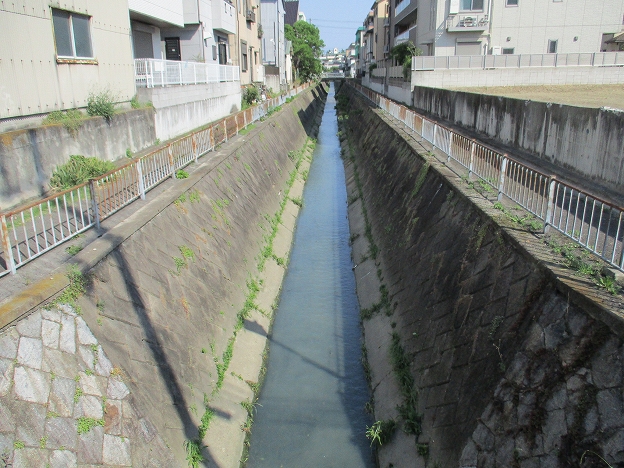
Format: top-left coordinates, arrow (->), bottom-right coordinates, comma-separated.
460,0 -> 484,10
502,48 -> 515,54
241,40 -> 248,71
548,39 -> 558,53
506,0 -> 518,5
52,9 -> 93,58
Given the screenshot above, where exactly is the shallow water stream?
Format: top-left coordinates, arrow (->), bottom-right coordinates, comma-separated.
246,83 -> 375,467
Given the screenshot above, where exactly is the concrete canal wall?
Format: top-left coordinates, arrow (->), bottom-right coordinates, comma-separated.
337,83 -> 624,468
0,83 -> 327,467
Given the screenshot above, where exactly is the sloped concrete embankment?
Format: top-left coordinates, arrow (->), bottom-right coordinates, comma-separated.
337,84 -> 624,467
79,85 -> 327,466
0,83 -> 327,467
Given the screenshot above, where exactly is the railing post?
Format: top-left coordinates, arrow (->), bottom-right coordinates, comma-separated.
498,154 -> 508,201
178,62 -> 182,85
544,177 -> 557,233
433,123 -> 438,150
1,214 -> 17,275
223,120 -> 228,143
192,134 -> 198,163
88,179 -> 101,231
469,140 -> 476,176
136,160 -> 146,200
168,145 -> 176,179
447,131 -> 453,162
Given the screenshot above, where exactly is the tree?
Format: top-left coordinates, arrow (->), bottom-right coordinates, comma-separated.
390,41 -> 422,79
285,21 -> 325,82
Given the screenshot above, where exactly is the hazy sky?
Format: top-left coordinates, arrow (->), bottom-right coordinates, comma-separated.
299,0 -> 373,52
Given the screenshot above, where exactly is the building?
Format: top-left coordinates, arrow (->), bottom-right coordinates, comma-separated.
0,0 -> 136,125
261,0 -> 287,90
234,0 -> 264,85
284,0 -> 299,26
389,0 -> 624,57
362,1 -> 390,71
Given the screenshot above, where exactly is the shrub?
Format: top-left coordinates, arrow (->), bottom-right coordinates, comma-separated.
50,155 -> 115,190
242,86 -> 260,109
87,89 -> 117,120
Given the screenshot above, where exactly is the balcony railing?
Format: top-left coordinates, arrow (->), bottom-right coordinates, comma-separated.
246,9 -> 256,22
395,0 -> 409,16
412,51 -> 624,71
446,14 -> 489,32
134,59 -> 240,88
394,27 -> 414,45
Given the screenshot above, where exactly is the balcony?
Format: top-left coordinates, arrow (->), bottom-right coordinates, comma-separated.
446,14 -> 488,32
384,44 -> 390,54
246,9 -> 256,22
394,27 -> 415,45
395,0 -> 409,16
134,59 -> 240,88
384,18 -> 390,27
212,0 -> 236,35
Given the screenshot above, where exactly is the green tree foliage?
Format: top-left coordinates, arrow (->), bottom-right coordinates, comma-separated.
390,41 -> 422,79
285,21 -> 325,82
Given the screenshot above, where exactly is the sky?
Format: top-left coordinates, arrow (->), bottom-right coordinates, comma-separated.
299,0 -> 373,52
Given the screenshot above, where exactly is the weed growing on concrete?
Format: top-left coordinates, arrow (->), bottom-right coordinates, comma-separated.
74,387 -> 83,403
52,265 -> 87,313
493,202 -> 543,232
13,441 -> 25,450
546,237 -> 621,295
183,439 -> 205,468
365,419 -> 396,446
66,244 -> 83,256
416,443 -> 430,461
126,148 -> 132,158
179,245 -> 195,262
47,411 -> 60,419
76,417 -> 104,434
87,89 -> 117,120
390,332 -> 422,437
176,169 -> 190,179
301,169 -> 309,181
39,436 -> 47,449
290,196 -> 303,207
43,109 -> 84,133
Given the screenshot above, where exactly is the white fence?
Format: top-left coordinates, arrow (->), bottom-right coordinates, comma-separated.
134,59 -> 240,88
0,84 -> 311,277
350,82 -> 624,273
412,51 -> 624,71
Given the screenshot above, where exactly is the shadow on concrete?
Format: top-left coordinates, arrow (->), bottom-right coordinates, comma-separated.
85,236 -> 217,467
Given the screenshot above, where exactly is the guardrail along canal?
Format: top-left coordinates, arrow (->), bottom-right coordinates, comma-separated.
247,83 -> 374,467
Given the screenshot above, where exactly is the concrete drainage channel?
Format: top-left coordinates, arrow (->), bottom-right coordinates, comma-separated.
0,84 -> 332,467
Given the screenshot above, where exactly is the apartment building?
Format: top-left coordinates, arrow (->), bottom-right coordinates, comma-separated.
261,0 -> 288,90
234,0 -> 264,84
388,0 -> 624,57
130,0 -> 237,66
0,0 -> 136,123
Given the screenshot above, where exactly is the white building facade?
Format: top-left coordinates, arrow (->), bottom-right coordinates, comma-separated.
390,0 -> 624,57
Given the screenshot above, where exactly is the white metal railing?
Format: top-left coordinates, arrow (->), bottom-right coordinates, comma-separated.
0,84 -> 311,277
349,82 -> 624,273
412,51 -> 624,71
446,14 -> 489,31
134,59 -> 240,88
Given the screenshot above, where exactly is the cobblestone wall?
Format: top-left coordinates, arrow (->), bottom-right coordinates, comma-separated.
339,84 -> 624,468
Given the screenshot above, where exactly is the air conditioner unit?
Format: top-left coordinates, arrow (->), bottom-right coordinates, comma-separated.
492,46 -> 502,55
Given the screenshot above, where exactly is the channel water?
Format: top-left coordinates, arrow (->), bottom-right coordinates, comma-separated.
246,83 -> 375,467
